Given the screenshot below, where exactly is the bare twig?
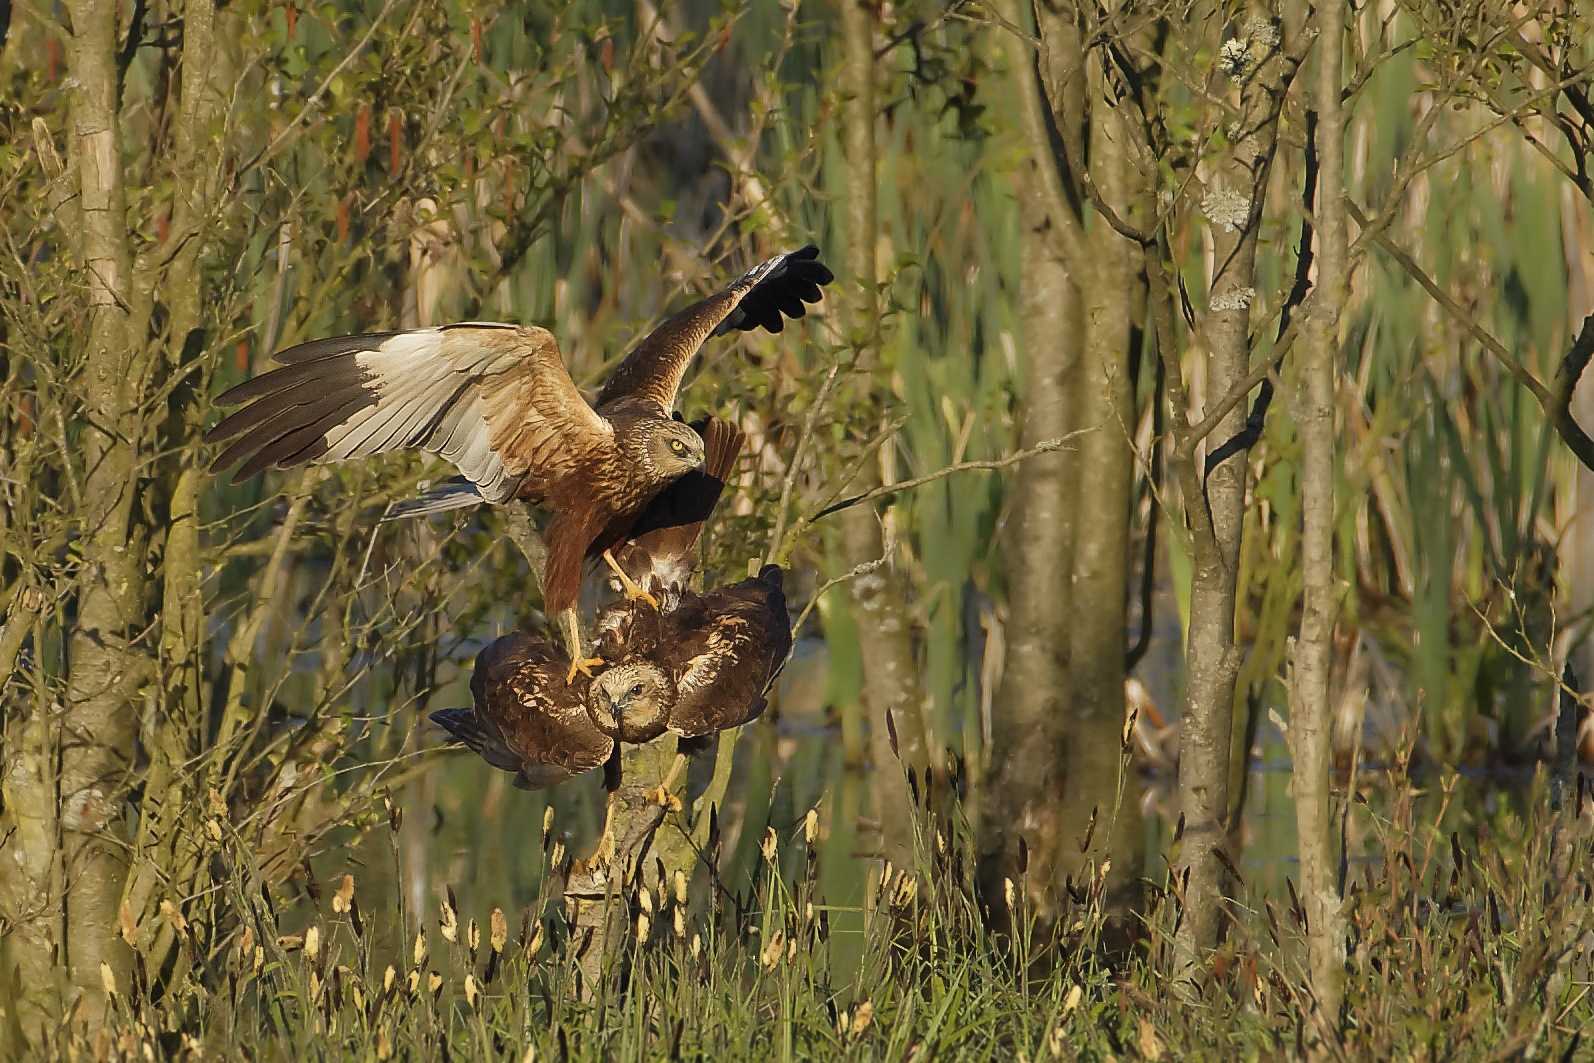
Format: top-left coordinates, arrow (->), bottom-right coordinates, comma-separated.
805,428 -> 1092,524
235,0 -> 403,179
1346,197 -> 1594,471
789,557 -> 886,637
764,365 -> 841,568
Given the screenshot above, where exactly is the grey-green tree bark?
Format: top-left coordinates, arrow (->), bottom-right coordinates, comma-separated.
980,0 -> 1142,936
836,0 -> 928,874
55,0 -> 148,1026
1290,0 -> 1348,1027
1171,15 -> 1305,964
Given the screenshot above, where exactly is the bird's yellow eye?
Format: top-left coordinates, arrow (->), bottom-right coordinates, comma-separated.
669,440 -> 685,454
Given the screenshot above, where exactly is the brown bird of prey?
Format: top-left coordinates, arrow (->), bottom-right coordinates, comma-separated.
431,631 -> 678,865
207,246 -> 832,674
594,564 -> 792,808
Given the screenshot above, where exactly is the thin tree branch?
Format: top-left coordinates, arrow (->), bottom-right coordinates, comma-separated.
765,364 -> 841,568
234,0 -> 402,180
1346,197 -> 1594,472
805,429 -> 1091,524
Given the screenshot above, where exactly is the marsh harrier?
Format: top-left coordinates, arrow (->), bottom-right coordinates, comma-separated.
209,246 -> 831,672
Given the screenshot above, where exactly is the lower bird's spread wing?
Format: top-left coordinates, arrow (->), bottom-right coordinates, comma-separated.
436,633 -> 613,790
207,324 -> 612,504
594,246 -> 833,414
662,566 -> 792,738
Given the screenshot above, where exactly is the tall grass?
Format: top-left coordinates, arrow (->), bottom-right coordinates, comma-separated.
48,748 -> 1593,1061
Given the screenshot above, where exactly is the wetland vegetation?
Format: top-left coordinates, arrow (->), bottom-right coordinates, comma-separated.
2,0 -> 1593,1058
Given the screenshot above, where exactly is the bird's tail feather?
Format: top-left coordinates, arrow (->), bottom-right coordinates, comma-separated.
384,478 -> 484,520
430,708 -> 521,775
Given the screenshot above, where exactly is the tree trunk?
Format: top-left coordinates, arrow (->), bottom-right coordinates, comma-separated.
980,0 -> 1143,935
836,0 -> 927,873
1291,0 -> 1348,1026
977,171 -> 1081,925
127,0 -> 227,959
56,0 -> 147,1027
1070,90 -> 1142,938
1173,15 -> 1302,964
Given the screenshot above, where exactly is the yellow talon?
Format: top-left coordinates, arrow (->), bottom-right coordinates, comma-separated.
590,794 -> 618,867
602,548 -> 660,608
566,655 -> 605,683
644,753 -> 688,811
645,786 -> 684,812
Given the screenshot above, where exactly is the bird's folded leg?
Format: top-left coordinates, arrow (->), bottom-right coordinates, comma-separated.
602,549 -> 660,609
643,752 -> 688,811
560,608 -> 604,683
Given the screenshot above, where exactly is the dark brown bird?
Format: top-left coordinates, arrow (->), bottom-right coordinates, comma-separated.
594,565 -> 792,806
208,246 -> 832,672
431,631 -> 676,863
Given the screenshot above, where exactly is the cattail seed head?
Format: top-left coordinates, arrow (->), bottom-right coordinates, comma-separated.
333,874 -> 354,914
761,929 -> 785,968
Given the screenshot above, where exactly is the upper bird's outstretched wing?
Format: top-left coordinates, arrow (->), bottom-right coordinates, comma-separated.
207,324 -> 612,505
595,246 -> 833,415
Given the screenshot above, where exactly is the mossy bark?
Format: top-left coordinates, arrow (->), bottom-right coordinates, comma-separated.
53,0 -> 151,1028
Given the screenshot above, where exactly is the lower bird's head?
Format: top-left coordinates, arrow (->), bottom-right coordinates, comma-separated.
637,419 -> 706,482
588,660 -> 673,742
